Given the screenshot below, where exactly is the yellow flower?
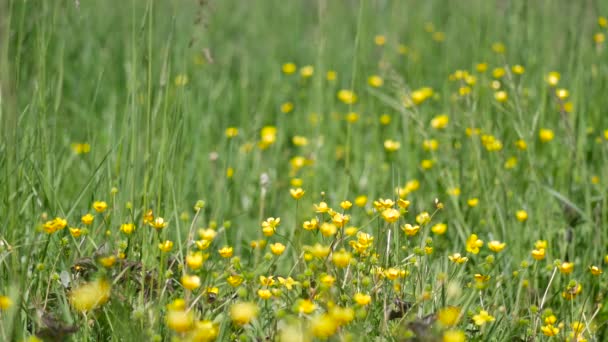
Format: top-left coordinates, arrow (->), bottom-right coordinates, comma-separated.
448,253 -> 468,264
282,62 -> 297,74
340,200 -> 353,210
186,252 -> 205,270
531,248 -> 546,260
494,90 -> 508,102
191,320 -> 219,342
472,310 -> 495,326
438,306 -> 461,327
166,309 -> 194,333
71,142 -> 91,154
69,278 -> 111,312
430,114 -> 449,129
467,198 -> 479,207
311,314 -> 338,339
300,65 -> 314,78
69,227 -> 83,238
488,240 -> 506,253
559,262 -> 574,274
594,32 -> 605,44
443,330 -> 465,342
541,324 -> 560,336
416,212 -> 431,225
401,224 -> 420,236
225,127 -> 239,138
181,275 -> 201,290
374,35 -> 386,45
562,282 -> 582,300
355,195 -> 368,207
337,89 -> 357,104
93,201 -> 108,213
512,64 -> 525,74
384,139 -> 401,152
326,70 -> 337,81
539,129 -> 555,142
270,242 -> 286,255
476,62 -> 488,72
302,218 -> 318,231
158,240 -> 174,253
227,275 -> 243,287
332,249 -> 352,268
297,299 -> 316,314
150,217 -> 168,230
230,302 -> 259,325
431,223 -> 447,235
546,71 -> 560,86
368,75 -> 383,87
278,276 -> 298,290
81,213 -> 94,225
353,293 -> 371,306
331,213 -> 349,227
292,136 -> 308,146
600,16 -> 608,27
257,289 -> 272,300
422,139 -> 439,151
492,42 -> 506,54
218,246 -> 233,258
466,234 -> 484,254
174,74 -> 189,86
261,217 -> 280,236
492,67 -> 506,78
381,208 -> 400,223
421,159 -> 434,170
99,255 -> 116,268
289,188 -> 305,200
0,295 -> 13,310
281,102 -> 294,113
516,210 -> 528,222
120,223 -> 135,235
259,126 -> 277,149
320,222 -> 338,237
589,265 -> 602,276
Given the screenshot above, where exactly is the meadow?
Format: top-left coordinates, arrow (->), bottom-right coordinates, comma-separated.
1,0 -> 608,341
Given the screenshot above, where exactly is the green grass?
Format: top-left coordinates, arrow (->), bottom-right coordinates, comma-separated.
1,0 -> 608,341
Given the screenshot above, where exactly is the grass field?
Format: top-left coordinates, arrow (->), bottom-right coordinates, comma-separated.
1,0 -> 608,341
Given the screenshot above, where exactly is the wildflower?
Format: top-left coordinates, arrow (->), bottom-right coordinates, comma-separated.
340,200 -> 353,210
230,302 -> 259,326
257,289 -> 272,300
259,126 -> 278,149
559,262 -> 574,274
402,224 -> 420,236
259,275 -> 275,286
380,114 -> 391,125
448,253 -> 468,264
42,217 -> 68,234
443,330 -> 466,342
93,201 -> 108,213
270,242 -> 286,255
158,240 -> 174,252
337,89 -> 357,104
0,296 -> 13,310
225,127 -> 238,138
150,217 -> 168,230
492,42 -> 506,53
330,306 -> 355,325
308,244 -> 331,258
368,75 -> 383,87
99,255 -> 116,268
355,195 -> 368,207
516,210 -> 528,222
218,246 -> 233,258
467,198 -> 479,207
385,268 -> 400,280
174,74 -> 188,86
344,226 -> 358,236
302,218 -> 318,231
494,91 -> 508,102
466,234 -> 484,254
282,63 -> 296,74
531,249 -> 546,260
296,299 -> 317,314
345,112 -> 359,123
81,213 -> 94,225
71,142 -> 91,154
430,114 -> 449,129
594,33 -> 605,44
438,306 -> 461,327
546,71 -> 560,86
512,64 -> 525,74
181,275 -> 201,290
69,278 -> 111,311
374,198 -> 395,210
381,208 -> 400,223
262,217 -> 280,236
447,187 -> 460,196
589,266 -> 602,276
166,308 -> 194,333
374,35 -> 386,45
397,199 -> 411,209
353,293 -> 371,306
476,63 -> 488,72
196,239 -> 212,250
320,222 -> 338,237
227,275 -> 243,287
326,70 -> 337,81
120,223 -> 135,235
488,240 -> 506,253
331,213 -> 349,227
186,252 -> 205,270
538,128 -> 555,143
278,276 -> 298,290
472,310 -> 495,326
311,314 -> 338,339
492,67 -> 506,78
421,159 -> 434,170
300,65 -> 314,78
191,320 -> 219,341
562,282 -> 582,300
315,202 -> 330,213
431,223 -> 447,235
541,324 -> 560,337
422,139 -> 439,151
415,212 -> 431,225
69,227 -> 83,238
332,249 -> 352,268
289,188 -> 305,200
384,139 -> 401,152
